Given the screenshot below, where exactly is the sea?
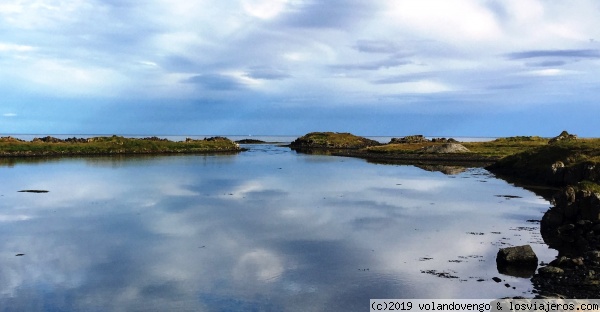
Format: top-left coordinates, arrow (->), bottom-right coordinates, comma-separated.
0,135 -> 555,311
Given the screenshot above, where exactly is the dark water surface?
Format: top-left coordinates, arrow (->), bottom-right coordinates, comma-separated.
0,144 -> 554,311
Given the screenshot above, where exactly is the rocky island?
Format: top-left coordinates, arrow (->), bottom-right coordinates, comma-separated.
0,135 -> 242,157
289,131 -> 550,166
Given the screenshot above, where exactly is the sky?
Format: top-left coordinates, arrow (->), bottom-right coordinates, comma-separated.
1,0 -> 600,137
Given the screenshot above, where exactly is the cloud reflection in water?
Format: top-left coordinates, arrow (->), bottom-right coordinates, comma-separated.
0,146 -> 554,310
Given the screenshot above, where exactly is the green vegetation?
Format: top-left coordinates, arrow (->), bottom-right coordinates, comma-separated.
366,138 -> 548,158
290,132 -> 600,188
491,138 -> 600,172
461,139 -> 548,158
290,132 -> 381,149
0,135 -> 242,157
487,138 -> 600,189
577,180 -> 600,193
366,142 -> 441,154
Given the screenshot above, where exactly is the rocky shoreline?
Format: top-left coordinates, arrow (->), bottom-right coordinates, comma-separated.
289,131 -> 600,298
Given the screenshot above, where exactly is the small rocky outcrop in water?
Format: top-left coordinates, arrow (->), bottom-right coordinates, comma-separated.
497,245 -> 538,265
496,245 -> 538,278
388,135 -> 457,144
290,132 -> 381,149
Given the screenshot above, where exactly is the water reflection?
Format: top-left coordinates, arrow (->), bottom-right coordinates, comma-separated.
0,145 -> 554,311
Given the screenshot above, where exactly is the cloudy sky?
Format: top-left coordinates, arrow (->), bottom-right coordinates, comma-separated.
1,0 -> 599,137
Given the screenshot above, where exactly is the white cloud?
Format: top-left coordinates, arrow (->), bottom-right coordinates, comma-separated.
0,43 -> 35,52
522,68 -> 576,77
242,0 -> 288,19
383,0 -> 503,42
26,60 -> 125,96
3,113 -> 17,117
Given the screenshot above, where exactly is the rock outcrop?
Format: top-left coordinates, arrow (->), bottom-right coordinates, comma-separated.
549,130 -> 578,144
532,184 -> 600,298
541,186 -> 600,254
389,135 -> 457,144
290,132 -> 381,149
419,143 -> 470,154
389,135 -> 429,144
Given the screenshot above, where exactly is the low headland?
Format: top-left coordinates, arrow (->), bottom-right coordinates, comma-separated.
289,131 -> 550,166
0,135 -> 243,157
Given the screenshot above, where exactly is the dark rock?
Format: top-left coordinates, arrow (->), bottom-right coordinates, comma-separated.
497,245 -> 538,278
18,190 -> 49,193
548,131 -> 577,144
497,245 -> 538,265
587,251 -> 600,262
389,135 -> 428,144
538,266 -> 564,275
492,277 -> 502,283
558,223 -> 575,234
550,256 -> 572,268
431,137 -> 458,143
32,136 -> 63,143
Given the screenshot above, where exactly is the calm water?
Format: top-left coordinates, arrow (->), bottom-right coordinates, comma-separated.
0,144 -> 554,311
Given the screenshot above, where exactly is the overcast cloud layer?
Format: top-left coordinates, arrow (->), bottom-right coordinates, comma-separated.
1,0 -> 600,136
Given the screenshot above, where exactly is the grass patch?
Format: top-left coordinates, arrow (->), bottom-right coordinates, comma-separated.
487,138 -> 600,184
577,180 -> 600,193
